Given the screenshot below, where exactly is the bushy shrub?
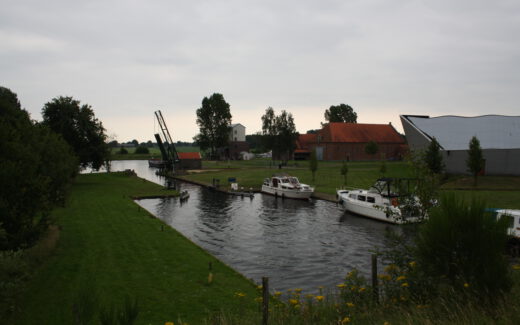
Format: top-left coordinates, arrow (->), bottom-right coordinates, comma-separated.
118,146 -> 128,154
134,146 -> 149,154
415,194 -> 511,297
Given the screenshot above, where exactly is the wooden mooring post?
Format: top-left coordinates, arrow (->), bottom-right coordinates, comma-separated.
371,254 -> 379,304
262,277 -> 269,325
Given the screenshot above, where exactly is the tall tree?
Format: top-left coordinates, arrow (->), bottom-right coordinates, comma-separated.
193,93 -> 232,159
42,96 -> 109,170
424,137 -> 444,174
324,104 -> 357,123
467,136 -> 484,186
261,107 -> 298,162
1,87 -> 77,249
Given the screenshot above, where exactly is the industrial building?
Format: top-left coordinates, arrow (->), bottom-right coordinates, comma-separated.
400,115 -> 520,175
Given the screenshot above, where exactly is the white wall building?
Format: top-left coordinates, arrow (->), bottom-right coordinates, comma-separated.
229,123 -> 246,142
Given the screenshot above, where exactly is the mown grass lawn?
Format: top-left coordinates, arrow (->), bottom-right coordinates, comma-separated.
12,172 -> 256,324
180,159 -> 520,209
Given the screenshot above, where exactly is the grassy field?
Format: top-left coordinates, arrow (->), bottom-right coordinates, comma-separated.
11,172 -> 256,324
110,145 -> 200,160
179,159 -> 520,209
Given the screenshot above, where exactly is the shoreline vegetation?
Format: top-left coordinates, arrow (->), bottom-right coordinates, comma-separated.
177,160 -> 520,209
8,160 -> 520,324
8,172 -> 257,324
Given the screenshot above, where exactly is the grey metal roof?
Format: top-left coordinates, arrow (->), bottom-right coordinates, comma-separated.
405,115 -> 520,150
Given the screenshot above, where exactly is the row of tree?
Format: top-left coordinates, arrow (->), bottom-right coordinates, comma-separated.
193,92 -> 358,160
1,87 -> 109,250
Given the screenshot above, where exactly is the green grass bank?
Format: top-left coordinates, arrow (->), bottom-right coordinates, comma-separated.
180,160 -> 520,209
11,172 -> 256,324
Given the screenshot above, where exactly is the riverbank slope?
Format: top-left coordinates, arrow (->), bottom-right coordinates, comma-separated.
11,172 -> 256,324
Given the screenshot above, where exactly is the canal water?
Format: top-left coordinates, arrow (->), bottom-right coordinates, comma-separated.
107,160 -> 399,294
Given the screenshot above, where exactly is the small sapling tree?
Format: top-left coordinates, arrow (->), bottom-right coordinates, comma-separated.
424,137 -> 444,174
365,141 -> 379,159
340,161 -> 349,186
466,136 -> 484,186
309,149 -> 318,182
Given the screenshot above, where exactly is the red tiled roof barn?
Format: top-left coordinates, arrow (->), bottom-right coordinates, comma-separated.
296,123 -> 407,161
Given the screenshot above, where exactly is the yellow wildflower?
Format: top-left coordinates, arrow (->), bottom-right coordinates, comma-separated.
350,285 -> 358,291
295,288 -> 303,293
341,316 -> 351,324
396,275 -> 406,281
257,285 -> 262,290
346,270 -> 356,278
378,274 -> 391,281
401,282 -> 409,288
255,297 -> 263,303
315,295 -> 325,301
346,302 -> 355,308
234,292 -> 246,298
383,322 -> 391,325
289,298 -> 299,305
409,261 -> 417,268
384,264 -> 398,273
274,291 -> 282,297
358,287 -> 366,293
337,283 -> 347,289
464,283 -> 470,288
165,322 -> 174,325
294,304 -> 301,310
513,264 -> 520,270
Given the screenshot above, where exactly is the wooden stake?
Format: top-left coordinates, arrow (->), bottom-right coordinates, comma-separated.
262,277 -> 269,325
371,254 -> 379,304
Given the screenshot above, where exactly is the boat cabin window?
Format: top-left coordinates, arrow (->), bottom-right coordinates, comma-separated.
366,196 -> 375,203
357,195 -> 366,202
272,178 -> 279,187
349,194 -> 356,199
500,214 -> 515,229
282,179 -> 290,183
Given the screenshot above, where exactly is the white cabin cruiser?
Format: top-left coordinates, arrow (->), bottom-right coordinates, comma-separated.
489,209 -> 520,238
262,175 -> 314,199
336,178 -> 424,224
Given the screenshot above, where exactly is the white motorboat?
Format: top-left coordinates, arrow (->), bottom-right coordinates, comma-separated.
336,178 -> 424,224
262,175 -> 314,200
489,209 -> 520,238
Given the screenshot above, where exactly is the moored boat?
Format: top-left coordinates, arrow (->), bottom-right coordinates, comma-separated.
336,178 -> 424,224
148,159 -> 166,168
261,174 -> 314,199
489,209 -> 520,238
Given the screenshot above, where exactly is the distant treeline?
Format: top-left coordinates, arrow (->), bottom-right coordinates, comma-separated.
108,140 -> 196,148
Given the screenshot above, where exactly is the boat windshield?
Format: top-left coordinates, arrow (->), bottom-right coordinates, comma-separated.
369,179 -> 399,197
289,177 -> 300,185
281,178 -> 290,183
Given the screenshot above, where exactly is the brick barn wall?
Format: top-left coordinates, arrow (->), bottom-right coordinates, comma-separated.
309,143 -> 406,161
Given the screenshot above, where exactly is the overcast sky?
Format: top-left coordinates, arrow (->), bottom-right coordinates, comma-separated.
2,0 -> 519,142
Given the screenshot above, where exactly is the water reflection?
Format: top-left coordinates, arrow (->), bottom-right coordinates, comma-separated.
106,161 -> 400,294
